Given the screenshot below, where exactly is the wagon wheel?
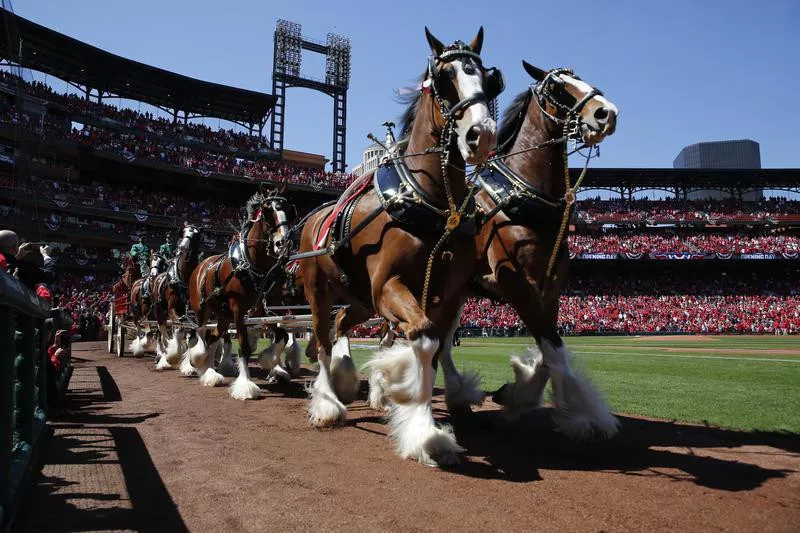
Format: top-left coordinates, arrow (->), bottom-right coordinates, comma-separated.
107,302 -> 115,353
116,320 -> 126,358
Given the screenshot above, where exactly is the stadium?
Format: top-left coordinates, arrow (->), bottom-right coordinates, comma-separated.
1,5 -> 798,533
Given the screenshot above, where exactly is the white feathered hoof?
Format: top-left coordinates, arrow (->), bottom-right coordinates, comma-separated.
178,353 -> 196,376
364,342 -> 423,405
229,375 -> 261,400
444,370 -> 484,411
330,338 -> 359,405
132,336 -> 147,357
368,369 -> 389,411
540,340 -> 619,440
388,403 -> 464,466
551,371 -> 620,441
308,390 -> 346,427
164,335 -> 183,366
307,373 -> 346,428
493,353 -> 550,421
154,355 -> 172,371
199,367 -> 225,387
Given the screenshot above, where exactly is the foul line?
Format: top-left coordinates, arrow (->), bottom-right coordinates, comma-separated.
572,350 -> 800,364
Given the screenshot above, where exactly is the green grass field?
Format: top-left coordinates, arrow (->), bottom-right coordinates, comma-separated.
244,335 -> 799,433
301,335 -> 800,434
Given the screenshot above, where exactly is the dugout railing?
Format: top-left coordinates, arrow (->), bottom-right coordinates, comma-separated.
0,272 -> 52,533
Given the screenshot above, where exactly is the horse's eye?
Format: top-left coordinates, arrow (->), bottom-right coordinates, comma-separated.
462,62 -> 475,75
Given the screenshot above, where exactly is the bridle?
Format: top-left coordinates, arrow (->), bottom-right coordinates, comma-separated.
244,194 -> 290,259
425,43 -> 505,123
417,42 -> 505,313
533,68 -> 603,133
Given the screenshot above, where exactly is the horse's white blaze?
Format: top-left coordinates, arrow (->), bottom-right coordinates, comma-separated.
559,73 -> 618,141
271,200 -> 290,255
540,339 -> 619,439
451,58 -> 495,164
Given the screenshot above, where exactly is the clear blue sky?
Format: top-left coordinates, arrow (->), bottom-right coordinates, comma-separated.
13,0 -> 800,170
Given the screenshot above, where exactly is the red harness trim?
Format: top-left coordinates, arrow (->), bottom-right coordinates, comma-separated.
315,175 -> 373,250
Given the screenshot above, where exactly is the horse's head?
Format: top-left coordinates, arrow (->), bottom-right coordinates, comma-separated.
523,61 -> 618,146
178,224 -> 202,255
149,252 -> 165,275
424,27 -> 503,164
246,185 -> 292,257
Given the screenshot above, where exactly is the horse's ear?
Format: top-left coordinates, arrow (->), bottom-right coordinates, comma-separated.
425,27 -> 444,57
470,27 -> 484,55
522,60 -> 547,82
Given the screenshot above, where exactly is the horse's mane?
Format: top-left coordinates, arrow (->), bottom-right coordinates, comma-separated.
245,192 -> 265,220
496,89 -> 533,154
398,71 -> 426,138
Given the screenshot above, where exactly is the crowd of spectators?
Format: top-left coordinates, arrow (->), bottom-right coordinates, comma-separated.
569,230 -> 800,255
53,273 -> 112,341
578,197 -> 800,223
0,71 -> 357,190
455,274 -> 800,335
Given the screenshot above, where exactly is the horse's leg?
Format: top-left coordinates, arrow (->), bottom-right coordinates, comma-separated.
537,262 -> 618,439
492,262 -> 618,438
369,320 -> 395,410
197,320 -> 227,387
216,325 -> 237,377
438,300 -> 484,411
182,325 -> 205,376
154,295 -> 171,369
305,332 -> 318,363
305,271 -> 346,427
378,320 -> 395,349
330,304 -> 371,404
260,326 -> 291,383
229,305 -> 261,400
282,332 -> 302,377
165,304 -> 185,366
365,278 -> 463,466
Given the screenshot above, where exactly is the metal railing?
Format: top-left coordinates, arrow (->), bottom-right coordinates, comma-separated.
0,272 -> 51,532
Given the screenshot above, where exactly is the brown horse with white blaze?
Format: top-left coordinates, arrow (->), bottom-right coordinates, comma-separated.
298,28 -> 502,465
184,187 -> 291,399
437,61 -> 620,438
152,224 -> 203,370
128,251 -> 166,356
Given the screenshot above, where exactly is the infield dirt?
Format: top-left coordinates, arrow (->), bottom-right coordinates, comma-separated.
14,342 -> 800,532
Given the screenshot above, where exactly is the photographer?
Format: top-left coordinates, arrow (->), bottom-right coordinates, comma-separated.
0,229 -> 56,297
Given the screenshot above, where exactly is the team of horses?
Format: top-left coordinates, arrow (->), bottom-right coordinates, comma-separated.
117,28 -> 619,466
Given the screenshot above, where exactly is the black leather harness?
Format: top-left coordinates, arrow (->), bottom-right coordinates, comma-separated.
476,159 -> 565,232
374,158 -> 477,237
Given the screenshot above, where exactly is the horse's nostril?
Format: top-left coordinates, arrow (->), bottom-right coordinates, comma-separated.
466,125 -> 481,149
594,107 -> 609,121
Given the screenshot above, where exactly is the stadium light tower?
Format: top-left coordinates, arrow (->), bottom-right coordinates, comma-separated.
271,20 -> 351,173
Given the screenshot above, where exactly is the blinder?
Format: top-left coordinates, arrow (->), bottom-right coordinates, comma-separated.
426,45 -> 505,118
485,67 -> 505,101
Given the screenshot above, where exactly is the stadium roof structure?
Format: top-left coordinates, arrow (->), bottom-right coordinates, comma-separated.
0,9 -> 276,125
575,167 -> 800,191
